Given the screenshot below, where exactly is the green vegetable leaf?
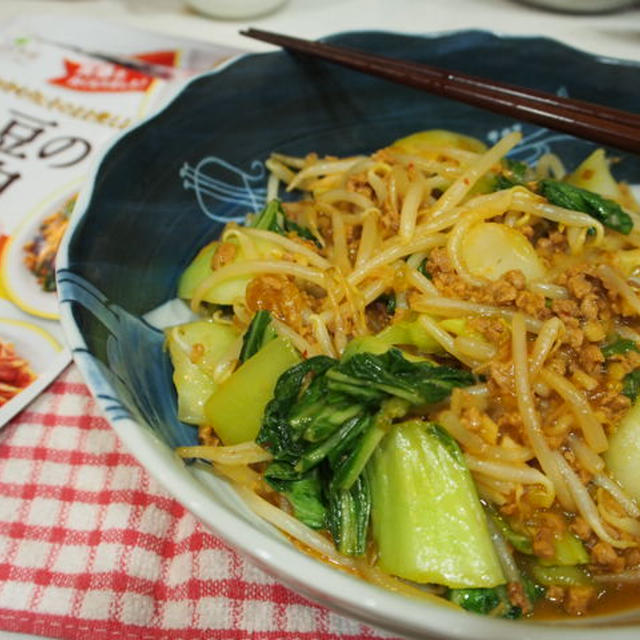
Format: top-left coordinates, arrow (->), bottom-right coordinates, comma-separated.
288,371 -> 365,443
257,355 -> 336,461
539,179 -> 633,235
250,198 -> 318,244
369,420 -> 504,588
622,368 -> 640,401
448,587 -> 503,616
256,347 -> 474,561
327,348 -> 475,405
529,563 -> 593,587
601,335 -> 639,359
384,294 -> 396,315
264,462 -> 326,529
523,576 -> 546,604
544,532 -> 589,566
493,176 -> 519,191
417,257 -> 432,280
326,474 -> 371,556
297,414 -> 371,474
301,397 -> 364,443
284,217 -> 319,245
330,398 -> 409,492
447,585 -> 526,619
505,158 -> 529,183
239,310 -> 277,363
492,158 -> 530,191
250,198 -> 281,230
486,506 -> 533,555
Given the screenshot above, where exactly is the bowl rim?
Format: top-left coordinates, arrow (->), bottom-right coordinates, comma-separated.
56,29 -> 640,639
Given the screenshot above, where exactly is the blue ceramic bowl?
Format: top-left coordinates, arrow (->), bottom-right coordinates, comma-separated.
57,31 -> 640,639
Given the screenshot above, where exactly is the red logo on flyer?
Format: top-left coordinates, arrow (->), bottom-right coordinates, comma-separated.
135,50 -> 179,68
49,59 -> 153,93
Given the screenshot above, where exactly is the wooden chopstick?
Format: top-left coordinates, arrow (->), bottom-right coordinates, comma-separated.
240,28 -> 640,154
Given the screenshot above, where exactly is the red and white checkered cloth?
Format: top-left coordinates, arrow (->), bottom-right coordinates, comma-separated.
0,366 -> 400,640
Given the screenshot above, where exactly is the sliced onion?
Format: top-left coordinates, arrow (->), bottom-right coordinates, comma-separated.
176,442 -> 273,465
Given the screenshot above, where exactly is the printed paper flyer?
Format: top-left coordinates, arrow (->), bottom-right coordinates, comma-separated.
0,16 -> 243,425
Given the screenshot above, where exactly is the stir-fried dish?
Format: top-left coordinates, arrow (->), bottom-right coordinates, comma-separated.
0,339 -> 36,406
23,194 -> 75,292
169,129 -> 640,619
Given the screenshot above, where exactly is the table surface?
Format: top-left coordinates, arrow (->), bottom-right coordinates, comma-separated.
0,0 -> 638,60
0,2 -> 638,640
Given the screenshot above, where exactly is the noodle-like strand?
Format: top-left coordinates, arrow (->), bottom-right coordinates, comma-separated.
265,157 -> 296,185
593,474 -> 640,518
529,282 -> 569,300
464,454 -> 555,495
355,208 -> 380,270
209,462 -> 264,491
330,209 -> 351,274
412,295 -> 543,333
512,314 -> 571,509
535,153 -> 566,180
310,314 -> 338,358
355,560 -> 453,605
453,335 -> 497,361
236,486 -> 358,567
241,228 -> 331,269
417,315 -> 478,368
176,442 -> 273,465
399,180 -> 424,241
475,479 -> 510,506
439,410 -> 532,462
367,168 -> 388,204
318,188 -> 375,210
568,434 -> 605,475
287,157 -> 367,191
191,260 -> 327,311
266,171 -> 280,201
597,264 -> 640,317
271,317 -> 319,357
348,234 -> 447,287
269,152 -> 306,169
386,152 -> 467,178
486,515 -> 523,586
513,190 -> 605,240
553,451 -> 635,549
222,226 -> 260,260
428,131 -> 521,219
405,267 -> 440,296
539,368 -> 608,453
598,495 -> 640,538
529,317 -> 564,379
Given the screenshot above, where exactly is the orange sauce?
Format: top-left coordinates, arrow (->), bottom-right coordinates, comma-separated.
533,581 -> 640,621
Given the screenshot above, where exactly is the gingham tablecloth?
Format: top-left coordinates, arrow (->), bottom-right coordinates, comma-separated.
0,365 -> 399,640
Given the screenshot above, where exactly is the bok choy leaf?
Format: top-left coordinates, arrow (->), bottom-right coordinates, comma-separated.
256,348 -> 475,555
